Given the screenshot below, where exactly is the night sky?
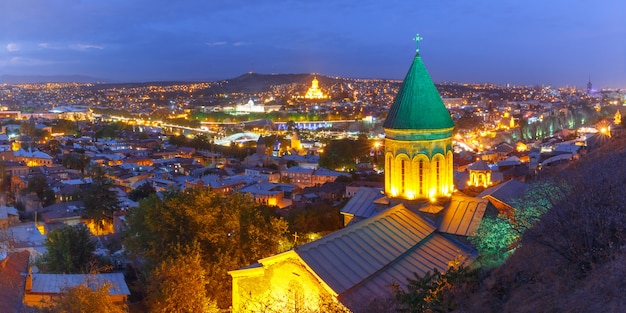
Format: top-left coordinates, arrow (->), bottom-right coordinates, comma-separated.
1,0 -> 624,87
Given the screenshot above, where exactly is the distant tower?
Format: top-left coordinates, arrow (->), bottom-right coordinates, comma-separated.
272,137 -> 281,157
291,131 -> 302,151
587,75 -> 593,95
256,136 -> 266,156
383,35 -> 455,200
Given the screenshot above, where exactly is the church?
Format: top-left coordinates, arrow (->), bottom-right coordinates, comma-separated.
229,38 -> 486,312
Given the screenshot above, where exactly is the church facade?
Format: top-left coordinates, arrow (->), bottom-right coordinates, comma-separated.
383,43 -> 455,200
229,39 -> 479,313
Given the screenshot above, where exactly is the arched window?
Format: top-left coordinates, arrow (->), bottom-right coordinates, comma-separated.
418,160 -> 424,195
401,159 -> 406,193
436,160 -> 440,193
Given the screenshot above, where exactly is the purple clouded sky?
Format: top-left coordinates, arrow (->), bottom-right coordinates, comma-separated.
0,0 -> 624,87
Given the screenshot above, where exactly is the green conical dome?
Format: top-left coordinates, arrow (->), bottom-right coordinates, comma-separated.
383,53 -> 454,130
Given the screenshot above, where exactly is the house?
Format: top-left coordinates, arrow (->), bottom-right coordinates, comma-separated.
0,205 -> 19,227
23,272 -> 130,309
39,201 -> 84,233
14,149 -> 53,167
0,251 -> 30,313
229,203 -> 476,312
477,179 -> 530,217
240,182 -> 290,208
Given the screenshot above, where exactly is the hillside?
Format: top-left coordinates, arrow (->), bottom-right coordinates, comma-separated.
215,72 -> 343,93
456,130 -> 626,312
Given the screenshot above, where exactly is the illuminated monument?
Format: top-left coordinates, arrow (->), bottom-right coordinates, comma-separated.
383,34 -> 455,200
303,76 -> 328,100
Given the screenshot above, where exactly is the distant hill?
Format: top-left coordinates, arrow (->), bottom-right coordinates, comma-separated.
215,72 -> 343,93
0,74 -> 111,84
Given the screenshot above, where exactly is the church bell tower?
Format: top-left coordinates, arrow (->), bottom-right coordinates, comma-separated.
383,35 -> 455,200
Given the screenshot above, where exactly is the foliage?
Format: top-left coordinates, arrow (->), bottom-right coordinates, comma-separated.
146,251 -> 219,313
51,119 -> 79,136
61,152 -> 91,173
286,204 -> 343,235
453,134 -> 626,312
82,170 -> 121,232
94,122 -> 125,139
43,281 -> 126,313
0,161 -> 10,192
318,136 -> 371,171
25,175 -> 56,207
128,182 -> 156,202
469,216 -> 517,268
395,265 -> 479,313
125,190 -> 289,308
470,180 -> 568,268
42,225 -> 96,273
20,120 -> 49,139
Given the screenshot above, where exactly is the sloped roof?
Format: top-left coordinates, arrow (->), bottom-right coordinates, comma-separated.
339,233 -> 475,310
469,160 -> 490,171
340,187 -> 383,219
383,52 -> 454,130
30,273 -> 130,295
438,196 -> 488,236
0,251 -> 29,313
295,203 -> 439,295
477,179 -> 529,206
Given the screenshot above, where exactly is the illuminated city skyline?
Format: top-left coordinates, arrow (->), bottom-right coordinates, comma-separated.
0,0 -> 624,88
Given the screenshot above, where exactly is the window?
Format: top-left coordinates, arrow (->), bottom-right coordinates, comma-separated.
401,159 -> 405,193
436,160 -> 440,192
419,160 -> 423,195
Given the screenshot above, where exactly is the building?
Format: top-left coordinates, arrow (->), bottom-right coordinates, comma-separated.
24,272 -> 130,309
383,40 -> 455,200
230,38 -> 481,313
303,76 -> 329,100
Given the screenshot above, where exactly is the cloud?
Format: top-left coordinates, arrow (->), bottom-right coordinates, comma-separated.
70,44 -> 104,51
6,43 -> 20,52
39,43 -> 104,51
206,41 -> 227,47
0,56 -> 55,66
232,41 -> 248,47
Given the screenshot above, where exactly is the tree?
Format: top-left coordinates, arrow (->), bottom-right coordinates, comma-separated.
44,281 -> 126,313
146,251 -> 219,313
25,175 -> 56,206
51,119 -> 79,136
318,136 -> 371,171
42,225 -> 96,273
125,190 -> 289,308
469,216 -> 517,268
82,170 -> 120,233
61,152 -> 91,174
395,264 -> 478,313
128,181 -> 156,202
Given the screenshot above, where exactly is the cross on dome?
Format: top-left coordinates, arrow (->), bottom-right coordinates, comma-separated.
413,34 -> 423,52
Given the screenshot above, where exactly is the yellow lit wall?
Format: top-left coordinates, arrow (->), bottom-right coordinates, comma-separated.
230,251 -> 344,313
384,134 -> 454,200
